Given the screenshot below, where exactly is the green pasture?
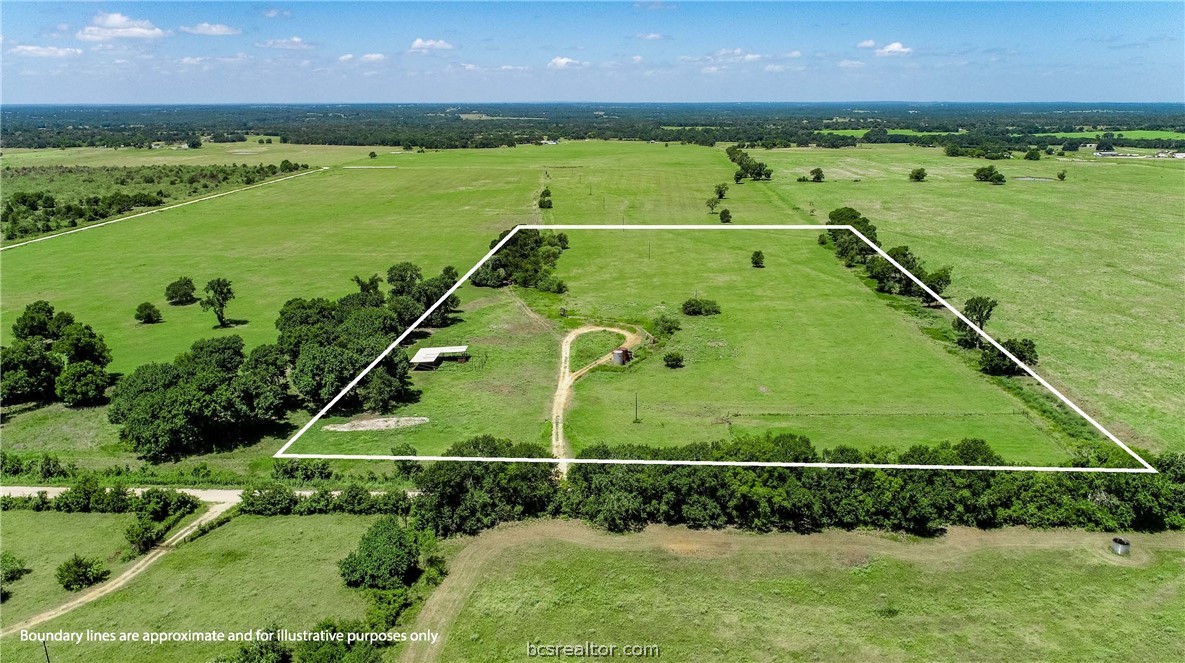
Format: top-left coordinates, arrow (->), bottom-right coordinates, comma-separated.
0,511 -> 139,628
436,526 -> 1185,662
0,137 -> 382,168
570,330 -> 627,369
1,140 -> 1179,471
0,514 -> 375,662
746,144 -> 1184,454
556,229 -> 1073,463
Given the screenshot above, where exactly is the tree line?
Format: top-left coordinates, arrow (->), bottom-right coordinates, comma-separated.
1,301 -> 113,408
819,207 -> 1039,377
2,162 -> 310,241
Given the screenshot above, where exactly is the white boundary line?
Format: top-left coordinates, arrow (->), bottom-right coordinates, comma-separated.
0,167 -> 330,252
274,224 -> 1156,474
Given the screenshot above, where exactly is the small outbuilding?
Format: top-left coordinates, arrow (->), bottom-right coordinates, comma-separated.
611,347 -> 633,366
410,345 -> 469,370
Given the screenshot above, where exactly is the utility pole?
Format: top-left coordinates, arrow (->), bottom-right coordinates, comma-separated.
43,641 -> 51,663
634,392 -> 639,422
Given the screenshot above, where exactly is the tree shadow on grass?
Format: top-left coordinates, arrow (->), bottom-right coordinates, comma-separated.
212,318 -> 250,329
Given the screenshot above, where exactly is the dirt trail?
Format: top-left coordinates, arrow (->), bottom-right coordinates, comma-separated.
550,325 -> 645,473
0,497 -> 236,637
399,520 -> 1182,663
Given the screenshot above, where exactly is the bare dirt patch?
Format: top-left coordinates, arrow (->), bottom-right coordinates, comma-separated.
323,416 -> 429,431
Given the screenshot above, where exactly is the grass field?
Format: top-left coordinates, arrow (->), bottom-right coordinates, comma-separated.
0,514 -> 375,662
419,521 -> 1185,663
554,229 -> 1075,462
293,229 -> 1083,465
743,144 -> 1184,454
0,137 -> 387,168
294,286 -> 559,456
2,140 -> 1179,472
0,511 -> 139,628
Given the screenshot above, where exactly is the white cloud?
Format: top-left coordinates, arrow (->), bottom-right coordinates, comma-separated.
499,64 -> 528,71
180,23 -> 241,36
838,59 -> 865,68
460,62 -> 480,71
786,50 -> 802,58
263,9 -> 291,18
76,13 -> 169,41
180,56 -> 207,65
701,65 -> 723,74
409,38 -> 453,54
7,44 -> 83,58
857,39 -> 876,48
631,55 -> 643,63
547,56 -> 588,69
256,36 -> 312,50
359,53 -> 385,62
764,64 -> 787,72
742,53 -> 763,62
338,53 -> 354,62
636,32 -> 666,40
875,41 -> 912,56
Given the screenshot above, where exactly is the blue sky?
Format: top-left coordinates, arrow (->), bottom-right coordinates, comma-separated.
2,2 -> 1182,103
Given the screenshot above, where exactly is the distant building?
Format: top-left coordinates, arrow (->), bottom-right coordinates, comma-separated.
1093,151 -> 1118,157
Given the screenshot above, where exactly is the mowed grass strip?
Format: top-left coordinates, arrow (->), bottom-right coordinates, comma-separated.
430,522 -> 1185,663
555,229 -> 1069,464
748,144 -> 1184,453
0,511 -> 139,628
0,515 -> 375,662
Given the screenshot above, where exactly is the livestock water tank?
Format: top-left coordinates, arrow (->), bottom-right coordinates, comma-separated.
1110,537 -> 1131,555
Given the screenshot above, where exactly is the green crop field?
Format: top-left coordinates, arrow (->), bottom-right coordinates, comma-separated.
0,514 -> 376,662
423,522 -> 1185,663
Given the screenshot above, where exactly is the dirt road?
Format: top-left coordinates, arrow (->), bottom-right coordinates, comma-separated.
398,520 -> 1181,663
550,325 -> 645,473
0,493 -> 238,637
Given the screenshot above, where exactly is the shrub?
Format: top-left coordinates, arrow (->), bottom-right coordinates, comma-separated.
652,314 -> 681,338
338,516 -> 425,590
718,208 -> 732,224
164,277 -> 197,305
751,250 -> 764,268
55,554 -> 109,591
909,168 -> 927,182
335,484 -> 375,514
1,551 -> 30,583
240,483 -> 298,516
1024,148 -> 1041,160
682,297 -> 721,316
1057,170 -> 1067,181
810,168 -> 825,182
663,352 -> 685,368
54,361 -> 109,406
135,302 -> 163,324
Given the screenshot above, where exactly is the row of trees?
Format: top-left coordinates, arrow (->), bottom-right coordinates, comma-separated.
401,434 -> 1183,538
1,301 -> 113,407
822,207 -> 953,301
1,163 -> 311,241
724,145 -> 774,181
821,207 -> 1039,377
